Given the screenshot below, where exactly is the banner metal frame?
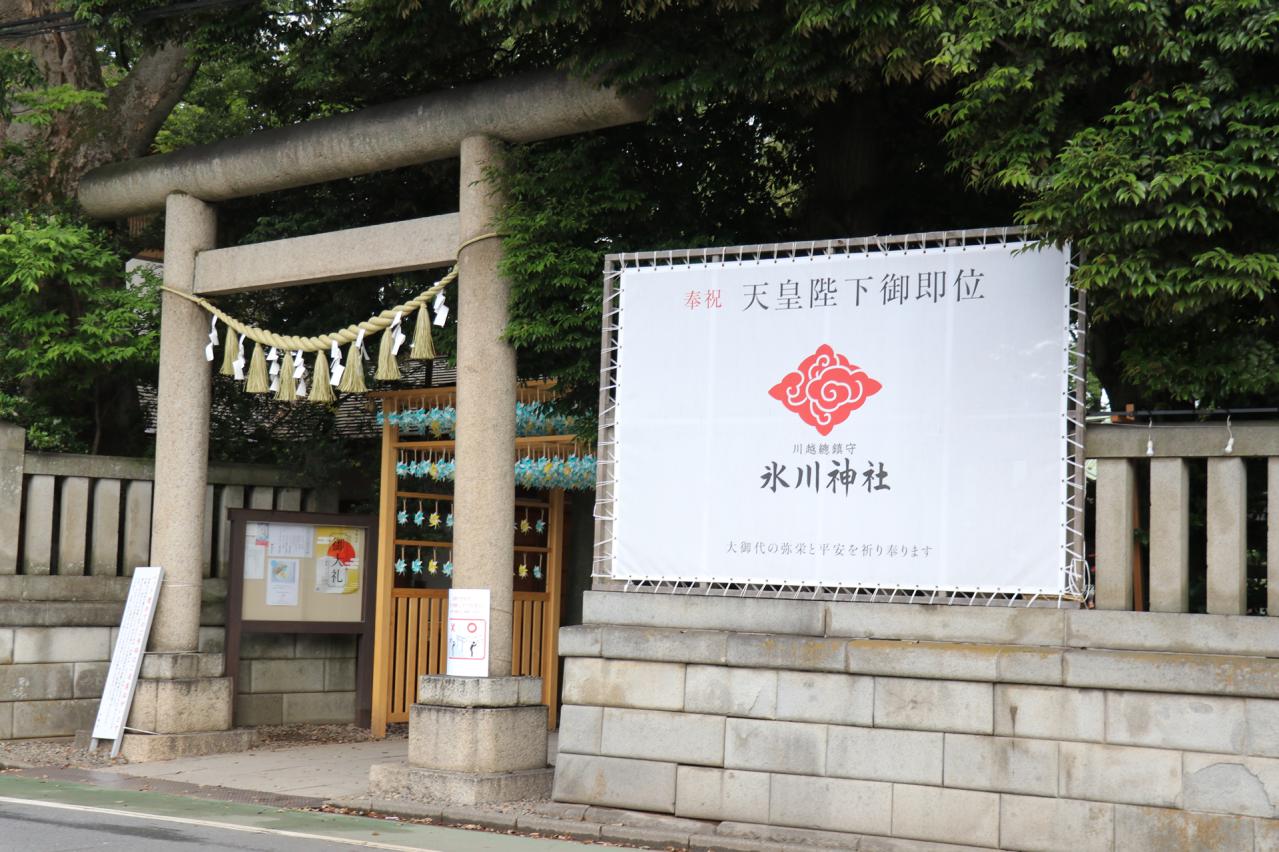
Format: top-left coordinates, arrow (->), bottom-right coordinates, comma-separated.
592,227 -> 1090,607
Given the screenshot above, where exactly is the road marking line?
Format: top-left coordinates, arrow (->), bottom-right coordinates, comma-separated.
0,794 -> 438,851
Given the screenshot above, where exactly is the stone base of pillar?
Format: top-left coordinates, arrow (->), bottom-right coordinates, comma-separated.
368,763 -> 554,805
368,675 -> 552,805
77,727 -> 257,762
128,676 -> 235,734
77,673 -> 249,762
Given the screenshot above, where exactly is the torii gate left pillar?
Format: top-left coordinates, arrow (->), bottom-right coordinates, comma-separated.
119,193 -> 253,761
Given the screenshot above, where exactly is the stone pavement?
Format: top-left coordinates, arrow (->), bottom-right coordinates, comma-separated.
103,737 -> 411,801
68,736 -> 984,850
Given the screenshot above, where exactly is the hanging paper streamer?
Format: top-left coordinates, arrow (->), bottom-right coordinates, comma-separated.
267,347 -> 282,393
232,334 -> 247,381
432,291 -> 449,327
329,339 -> 345,387
205,316 -> 219,362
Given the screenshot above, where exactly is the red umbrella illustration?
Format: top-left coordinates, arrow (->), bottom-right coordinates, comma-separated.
327,538 -> 357,566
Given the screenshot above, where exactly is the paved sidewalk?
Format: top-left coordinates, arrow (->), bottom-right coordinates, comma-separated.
104,738 -> 410,801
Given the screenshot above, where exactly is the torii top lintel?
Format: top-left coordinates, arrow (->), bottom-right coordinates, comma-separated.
78,70 -> 651,220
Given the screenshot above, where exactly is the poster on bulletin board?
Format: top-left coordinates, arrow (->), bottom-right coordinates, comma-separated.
237,518 -> 367,622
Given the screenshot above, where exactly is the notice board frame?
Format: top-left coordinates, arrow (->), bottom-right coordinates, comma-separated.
226,508 -> 378,728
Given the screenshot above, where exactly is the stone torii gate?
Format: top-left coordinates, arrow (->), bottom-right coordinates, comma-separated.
78,71 -> 647,764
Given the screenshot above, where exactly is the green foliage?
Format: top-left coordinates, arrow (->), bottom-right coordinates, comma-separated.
925,0 -> 1279,405
0,215 -> 158,449
466,0 -> 1279,410
494,106 -> 810,424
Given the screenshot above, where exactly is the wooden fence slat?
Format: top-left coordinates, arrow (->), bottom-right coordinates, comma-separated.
511,600 -> 524,674
1207,457 -> 1248,615
405,598 -> 419,705
393,596 -> 407,718
530,599 -> 543,675
90,479 -> 122,576
1149,459 -> 1190,613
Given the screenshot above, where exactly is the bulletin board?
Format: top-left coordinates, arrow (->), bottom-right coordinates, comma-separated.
225,508 -> 378,727
236,516 -> 368,623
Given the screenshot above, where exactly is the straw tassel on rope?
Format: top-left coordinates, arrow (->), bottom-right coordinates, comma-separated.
375,326 -> 401,381
411,305 -> 435,360
339,338 -> 367,393
219,327 -> 237,377
275,366 -> 298,402
246,342 -> 270,393
309,351 -> 335,403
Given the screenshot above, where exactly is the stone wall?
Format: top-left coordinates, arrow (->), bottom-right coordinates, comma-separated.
234,632 -> 357,727
554,591 -> 1279,850
0,578 -> 357,740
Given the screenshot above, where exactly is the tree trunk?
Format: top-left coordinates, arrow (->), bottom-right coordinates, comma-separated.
2,2 -> 196,451
1,1 -> 196,206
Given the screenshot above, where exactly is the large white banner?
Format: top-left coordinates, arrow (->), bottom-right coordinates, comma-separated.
609,240 -> 1074,595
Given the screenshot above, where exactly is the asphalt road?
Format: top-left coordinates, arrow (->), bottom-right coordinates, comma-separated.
0,798 -> 364,850
0,776 -> 588,852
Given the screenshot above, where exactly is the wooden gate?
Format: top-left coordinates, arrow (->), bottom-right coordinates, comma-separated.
371,388 -> 567,736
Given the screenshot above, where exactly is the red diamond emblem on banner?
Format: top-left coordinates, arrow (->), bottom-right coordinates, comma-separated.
769,344 -> 882,436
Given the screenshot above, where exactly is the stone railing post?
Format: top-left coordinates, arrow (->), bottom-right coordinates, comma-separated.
0,423 -> 24,574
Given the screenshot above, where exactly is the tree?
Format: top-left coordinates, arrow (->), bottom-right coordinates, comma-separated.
463,0 -> 1279,411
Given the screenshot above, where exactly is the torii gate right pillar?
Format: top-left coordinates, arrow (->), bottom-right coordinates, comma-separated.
453,133 -> 517,678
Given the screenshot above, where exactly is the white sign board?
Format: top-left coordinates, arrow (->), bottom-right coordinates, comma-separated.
446,588 -> 490,677
91,566 -> 163,755
610,240 -> 1073,596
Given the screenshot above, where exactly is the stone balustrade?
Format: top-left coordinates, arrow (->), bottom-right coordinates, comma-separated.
1088,421 -> 1279,614
0,422 -> 350,739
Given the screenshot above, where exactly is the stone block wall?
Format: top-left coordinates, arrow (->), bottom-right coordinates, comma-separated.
554,591 -> 1279,850
234,632 -> 357,726
0,578 -> 357,740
